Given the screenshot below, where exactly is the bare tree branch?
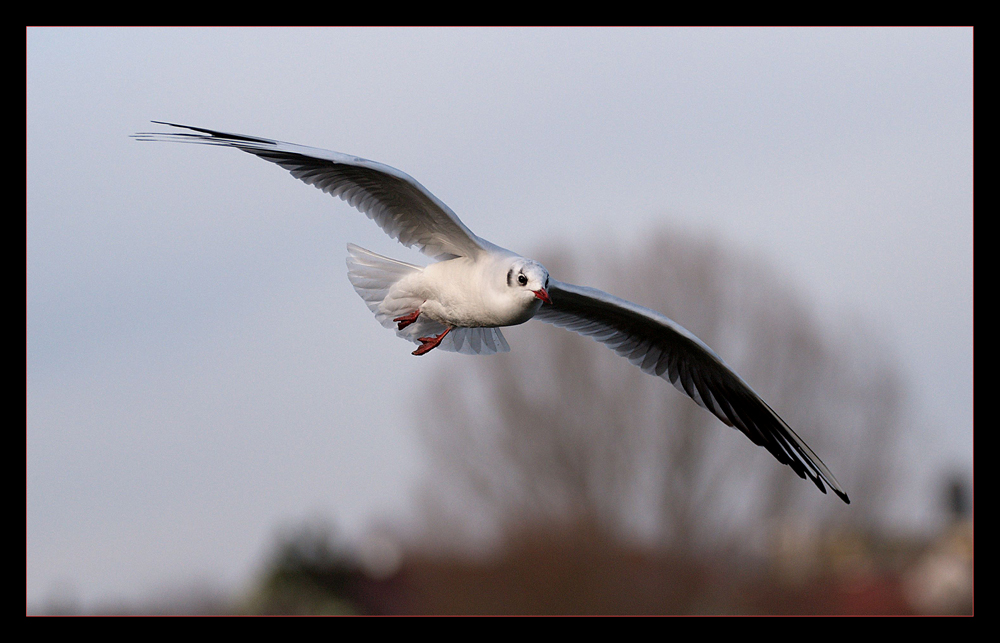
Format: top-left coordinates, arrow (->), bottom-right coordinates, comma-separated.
414,226 -> 903,554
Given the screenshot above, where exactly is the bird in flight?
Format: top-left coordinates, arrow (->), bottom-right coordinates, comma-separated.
134,122 -> 850,504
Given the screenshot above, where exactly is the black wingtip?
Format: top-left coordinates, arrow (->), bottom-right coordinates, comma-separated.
812,466 -> 851,504
148,121 -> 273,144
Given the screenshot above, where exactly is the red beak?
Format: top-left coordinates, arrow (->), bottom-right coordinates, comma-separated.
533,288 -> 551,304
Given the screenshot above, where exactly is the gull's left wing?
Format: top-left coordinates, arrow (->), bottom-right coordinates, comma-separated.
133,122 -> 490,260
534,279 -> 850,504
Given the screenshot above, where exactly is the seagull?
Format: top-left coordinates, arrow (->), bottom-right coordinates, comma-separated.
133,122 -> 850,504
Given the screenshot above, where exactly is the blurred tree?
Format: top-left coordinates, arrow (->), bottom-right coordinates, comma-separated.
244,518 -> 360,615
415,226 -> 904,556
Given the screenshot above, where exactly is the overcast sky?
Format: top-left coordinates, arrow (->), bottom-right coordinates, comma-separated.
26,27 -> 972,608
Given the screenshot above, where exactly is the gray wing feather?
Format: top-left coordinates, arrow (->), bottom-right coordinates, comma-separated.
133,122 -> 488,260
534,279 -> 850,504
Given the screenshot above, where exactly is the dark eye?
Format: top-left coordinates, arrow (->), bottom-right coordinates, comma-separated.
517,274 -> 528,286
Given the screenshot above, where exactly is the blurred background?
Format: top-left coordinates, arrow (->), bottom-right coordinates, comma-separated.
26,28 -> 972,614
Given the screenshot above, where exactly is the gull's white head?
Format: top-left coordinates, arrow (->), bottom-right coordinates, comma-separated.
506,257 -> 551,307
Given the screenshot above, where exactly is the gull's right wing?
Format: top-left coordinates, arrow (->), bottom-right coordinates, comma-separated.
535,279 -> 850,503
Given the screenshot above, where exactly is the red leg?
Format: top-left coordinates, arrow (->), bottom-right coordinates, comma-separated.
412,327 -> 452,356
393,310 -> 420,330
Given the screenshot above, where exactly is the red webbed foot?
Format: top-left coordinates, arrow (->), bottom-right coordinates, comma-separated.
393,310 -> 420,330
412,327 -> 452,356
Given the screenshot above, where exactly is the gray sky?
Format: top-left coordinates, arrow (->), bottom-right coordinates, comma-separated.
26,27 -> 972,608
